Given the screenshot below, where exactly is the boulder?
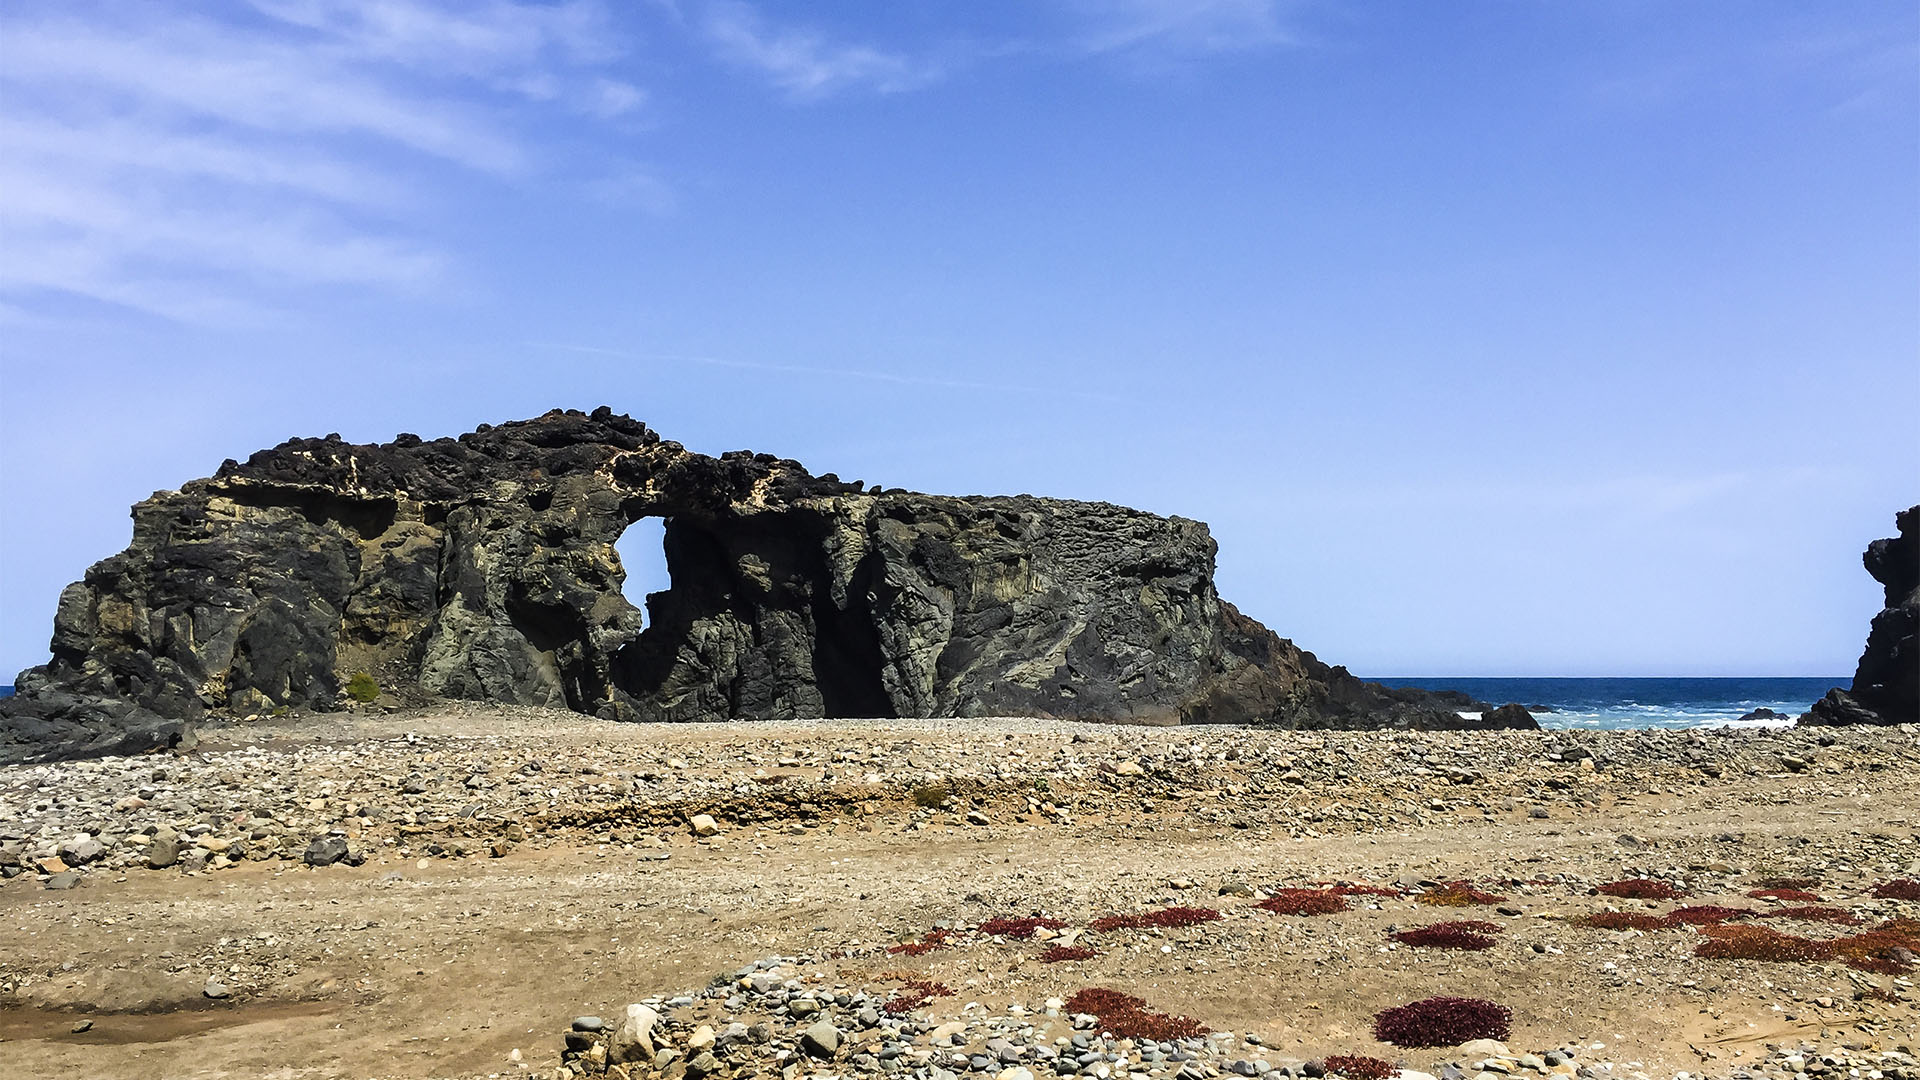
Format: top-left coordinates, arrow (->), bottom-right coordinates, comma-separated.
0,678 -> 189,766
1481,703 -> 1537,728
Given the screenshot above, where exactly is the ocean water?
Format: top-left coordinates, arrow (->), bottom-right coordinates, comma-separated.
1372,676 -> 1844,731
0,679 -> 1843,728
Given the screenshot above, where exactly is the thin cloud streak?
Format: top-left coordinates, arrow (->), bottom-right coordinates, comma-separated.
699,1 -> 943,100
1,166 -> 446,320
1237,467 -> 1858,521
4,16 -> 525,172
0,116 -> 407,210
1582,13 -> 1917,114
249,0 -> 622,71
247,0 -> 646,116
1071,0 -> 1300,56
525,341 -> 1124,403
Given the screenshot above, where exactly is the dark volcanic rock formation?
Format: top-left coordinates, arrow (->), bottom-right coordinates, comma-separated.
2,409 -> 1520,761
1802,505 -> 1919,727
1480,703 -> 1539,729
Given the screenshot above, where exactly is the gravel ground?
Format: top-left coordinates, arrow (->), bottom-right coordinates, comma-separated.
1,705 -> 1916,1080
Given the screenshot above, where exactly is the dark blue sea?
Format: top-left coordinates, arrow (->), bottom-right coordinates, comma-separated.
0,678 -> 1843,728
1372,676 -> 1842,730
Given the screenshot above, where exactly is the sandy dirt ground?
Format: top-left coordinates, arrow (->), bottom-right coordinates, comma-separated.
1,709 -> 1916,1079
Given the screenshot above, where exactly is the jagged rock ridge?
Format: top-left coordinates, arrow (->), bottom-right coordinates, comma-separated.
1802,505 -> 1919,727
2,408 -> 1518,761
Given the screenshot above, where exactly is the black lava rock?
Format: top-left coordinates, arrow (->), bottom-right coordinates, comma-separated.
304,836 -> 349,867
3,408 -> 1534,761
1803,505 -> 1919,727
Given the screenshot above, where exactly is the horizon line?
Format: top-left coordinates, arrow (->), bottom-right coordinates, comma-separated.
1367,673 -> 1847,680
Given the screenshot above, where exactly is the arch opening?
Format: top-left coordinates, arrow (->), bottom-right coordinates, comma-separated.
615,516 -> 671,622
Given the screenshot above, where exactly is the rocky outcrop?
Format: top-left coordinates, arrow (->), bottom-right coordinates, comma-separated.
1802,505 -> 1918,727
1480,703 -> 1539,729
2,408 -> 1521,761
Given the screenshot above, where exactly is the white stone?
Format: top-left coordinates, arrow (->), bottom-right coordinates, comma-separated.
610,1003 -> 661,1064
931,1021 -> 968,1044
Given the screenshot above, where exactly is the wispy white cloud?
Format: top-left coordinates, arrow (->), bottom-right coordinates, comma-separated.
589,78 -> 651,118
4,15 -> 526,171
0,1 -> 649,324
582,167 -> 679,216
248,0 -> 619,71
525,341 -> 1125,403
690,0 -> 1300,100
1582,13 -> 1917,115
1260,466 -> 1856,522
699,1 -> 941,100
1071,0 -> 1299,56
0,116 -> 405,210
246,0 -> 647,116
1,161 -> 445,282
1,1 -> 1316,324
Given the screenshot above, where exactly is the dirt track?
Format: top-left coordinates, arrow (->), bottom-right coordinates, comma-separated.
2,710 -> 1916,1079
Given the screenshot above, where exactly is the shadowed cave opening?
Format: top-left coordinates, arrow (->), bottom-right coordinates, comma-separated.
605,513 -> 896,720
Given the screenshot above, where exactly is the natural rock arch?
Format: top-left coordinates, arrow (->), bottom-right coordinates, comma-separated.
3,408 -> 1522,761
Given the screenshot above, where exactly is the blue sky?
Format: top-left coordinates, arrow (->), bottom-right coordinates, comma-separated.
1,0 -> 1915,679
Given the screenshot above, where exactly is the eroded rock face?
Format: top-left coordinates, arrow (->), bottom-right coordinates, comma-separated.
2,408 -> 1519,760
1803,505 -> 1919,727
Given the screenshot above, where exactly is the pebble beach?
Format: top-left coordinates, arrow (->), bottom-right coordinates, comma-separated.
1,706 -> 1916,1079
